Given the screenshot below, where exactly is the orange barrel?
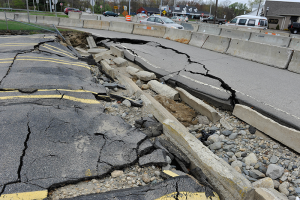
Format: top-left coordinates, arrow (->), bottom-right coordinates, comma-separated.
126,15 -> 131,21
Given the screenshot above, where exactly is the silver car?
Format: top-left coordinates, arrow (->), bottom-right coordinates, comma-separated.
140,16 -> 184,30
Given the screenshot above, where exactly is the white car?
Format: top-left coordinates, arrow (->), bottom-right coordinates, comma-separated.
140,16 -> 184,29
171,16 -> 188,22
137,13 -> 148,18
226,15 -> 268,30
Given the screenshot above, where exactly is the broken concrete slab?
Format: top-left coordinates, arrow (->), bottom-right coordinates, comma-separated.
138,149 -> 168,167
148,80 -> 179,100
175,87 -> 221,123
110,45 -> 124,58
100,60 -> 116,79
87,48 -> 108,54
126,66 -> 139,76
233,104 -> 300,154
86,36 -> 97,49
94,50 -> 112,62
254,188 -> 288,200
135,71 -> 156,82
113,57 -> 128,67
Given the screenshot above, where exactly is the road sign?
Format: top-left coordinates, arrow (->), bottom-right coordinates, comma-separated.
90,0 -> 95,6
67,3 -> 70,6
100,5 -> 102,8
114,6 -> 118,9
36,0 -> 39,3
52,0 -> 57,4
201,13 -> 204,16
123,6 -> 127,10
60,3 -> 63,6
122,11 -> 128,17
162,10 -> 167,15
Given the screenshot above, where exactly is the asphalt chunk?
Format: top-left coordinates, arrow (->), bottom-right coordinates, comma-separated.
64,176 -> 219,200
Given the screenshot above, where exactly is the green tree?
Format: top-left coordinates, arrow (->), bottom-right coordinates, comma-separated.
12,0 -> 26,9
105,3 -> 111,11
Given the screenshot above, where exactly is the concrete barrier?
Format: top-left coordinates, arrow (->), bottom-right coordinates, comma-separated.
180,23 -> 199,32
198,25 -> 221,35
287,50 -> 300,74
233,104 -> 300,154
202,35 -> 231,53
80,14 -> 98,21
249,33 -> 291,47
44,16 -> 60,26
83,20 -> 109,30
0,12 -> 15,20
227,39 -> 293,69
220,29 -> 251,40
260,30 -> 290,37
36,15 -> 44,24
68,12 -> 81,19
109,21 -> 134,34
236,27 -> 261,33
290,34 -> 300,39
59,18 -> 83,28
188,32 -> 209,48
14,14 -> 36,23
133,24 -> 166,38
288,38 -> 300,51
163,28 -> 192,44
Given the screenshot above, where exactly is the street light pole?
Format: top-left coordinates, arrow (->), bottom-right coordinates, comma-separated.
173,0 -> 175,16
26,0 -> 30,23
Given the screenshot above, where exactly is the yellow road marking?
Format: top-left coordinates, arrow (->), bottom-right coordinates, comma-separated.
16,59 -> 90,69
156,192 -> 220,200
41,45 -> 76,59
0,58 -> 14,61
163,170 -> 179,177
0,62 -> 13,64
0,89 -> 97,94
0,190 -> 48,200
0,94 -> 100,104
44,44 -> 74,56
17,56 -> 88,67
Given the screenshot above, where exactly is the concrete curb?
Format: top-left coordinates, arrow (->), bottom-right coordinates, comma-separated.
175,87 -> 221,123
116,74 -> 254,200
233,104 -> 300,154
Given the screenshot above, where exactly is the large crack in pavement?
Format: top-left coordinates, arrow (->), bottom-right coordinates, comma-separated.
95,37 -> 238,107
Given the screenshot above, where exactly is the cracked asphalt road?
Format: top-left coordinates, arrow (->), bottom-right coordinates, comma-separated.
64,27 -> 300,131
0,34 -> 148,198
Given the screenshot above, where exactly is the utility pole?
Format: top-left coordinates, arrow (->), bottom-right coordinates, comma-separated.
129,0 -> 130,15
213,0 -> 218,24
173,0 -> 175,16
26,0 -> 30,23
160,0 -> 162,16
256,0 -> 262,16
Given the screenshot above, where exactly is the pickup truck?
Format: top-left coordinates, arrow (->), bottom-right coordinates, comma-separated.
288,22 -> 300,34
202,16 -> 226,24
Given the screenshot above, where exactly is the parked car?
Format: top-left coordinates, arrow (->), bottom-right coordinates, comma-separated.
202,16 -> 226,24
226,15 -> 268,30
103,11 -> 118,17
288,22 -> 300,34
137,13 -> 148,18
140,16 -> 184,29
64,8 -> 81,15
171,16 -> 188,22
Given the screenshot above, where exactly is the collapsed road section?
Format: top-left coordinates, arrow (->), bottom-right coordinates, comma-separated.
73,33 -> 300,200
0,33 -> 219,200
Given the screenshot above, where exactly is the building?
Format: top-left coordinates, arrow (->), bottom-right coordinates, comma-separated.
169,5 -> 209,19
136,7 -> 160,15
264,0 -> 300,30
